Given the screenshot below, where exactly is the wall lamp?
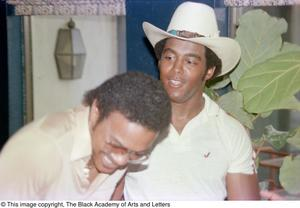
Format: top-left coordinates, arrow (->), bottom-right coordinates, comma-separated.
55,19 -> 86,80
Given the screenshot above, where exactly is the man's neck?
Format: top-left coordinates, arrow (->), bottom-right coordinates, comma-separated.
171,95 -> 205,134
86,158 -> 99,183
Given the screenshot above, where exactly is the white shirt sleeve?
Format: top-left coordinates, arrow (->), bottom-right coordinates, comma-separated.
0,127 -> 61,200
217,111 -> 255,174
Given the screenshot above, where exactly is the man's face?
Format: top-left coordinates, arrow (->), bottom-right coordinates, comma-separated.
158,38 -> 215,104
89,104 -> 157,174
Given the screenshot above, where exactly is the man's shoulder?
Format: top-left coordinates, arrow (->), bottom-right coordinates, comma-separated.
204,94 -> 246,131
39,109 -> 75,138
7,106 -> 85,146
40,105 -> 90,138
204,95 -> 251,156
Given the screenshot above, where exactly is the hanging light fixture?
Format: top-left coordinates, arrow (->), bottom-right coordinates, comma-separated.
55,19 -> 86,80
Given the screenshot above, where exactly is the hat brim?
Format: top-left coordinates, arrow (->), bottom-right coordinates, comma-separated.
143,22 -> 241,77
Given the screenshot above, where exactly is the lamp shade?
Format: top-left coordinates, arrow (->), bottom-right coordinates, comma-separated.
55,19 -> 86,80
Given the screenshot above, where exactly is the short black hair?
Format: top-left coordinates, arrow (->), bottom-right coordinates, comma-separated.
83,71 -> 171,132
154,38 -> 222,79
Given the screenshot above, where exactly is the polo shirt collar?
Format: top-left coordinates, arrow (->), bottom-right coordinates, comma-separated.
169,93 -> 220,137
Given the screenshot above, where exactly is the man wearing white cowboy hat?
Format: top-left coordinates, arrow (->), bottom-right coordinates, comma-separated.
113,1 -> 260,200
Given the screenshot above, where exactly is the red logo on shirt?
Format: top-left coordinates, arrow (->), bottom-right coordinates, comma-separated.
204,152 -> 210,158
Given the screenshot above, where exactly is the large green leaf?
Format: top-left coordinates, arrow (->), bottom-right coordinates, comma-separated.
237,51 -> 300,113
287,128 -> 300,150
230,9 -> 287,89
279,155 -> 300,195
217,90 -> 254,129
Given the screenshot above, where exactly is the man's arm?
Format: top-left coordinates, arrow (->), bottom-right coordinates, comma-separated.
111,173 -> 126,200
0,132 -> 61,200
226,173 -> 261,200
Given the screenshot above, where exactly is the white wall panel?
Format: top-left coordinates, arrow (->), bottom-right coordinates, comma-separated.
31,15 -> 119,119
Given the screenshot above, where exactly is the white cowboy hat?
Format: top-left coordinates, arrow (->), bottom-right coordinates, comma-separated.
142,1 -> 241,77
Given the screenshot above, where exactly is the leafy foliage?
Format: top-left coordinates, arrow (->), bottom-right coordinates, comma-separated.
238,51 -> 300,113
217,90 -> 254,129
209,9 -> 300,195
287,128 -> 300,150
280,155 -> 300,194
281,42 -> 300,53
263,125 -> 290,151
230,9 -> 287,89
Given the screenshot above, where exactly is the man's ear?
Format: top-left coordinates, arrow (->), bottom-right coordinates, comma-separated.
205,66 -> 216,81
89,100 -> 100,128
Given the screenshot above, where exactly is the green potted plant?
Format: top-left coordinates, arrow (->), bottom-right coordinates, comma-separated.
207,9 -> 300,195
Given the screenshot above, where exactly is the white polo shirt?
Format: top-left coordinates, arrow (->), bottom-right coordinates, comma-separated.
124,94 -> 255,200
0,106 -> 126,200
